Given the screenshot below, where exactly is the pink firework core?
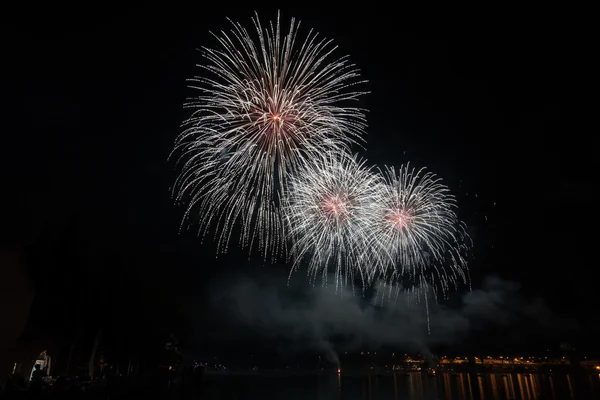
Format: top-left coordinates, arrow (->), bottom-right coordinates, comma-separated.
321,195 -> 349,221
386,209 -> 413,230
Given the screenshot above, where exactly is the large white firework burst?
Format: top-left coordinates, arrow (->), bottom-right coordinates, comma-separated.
283,151 -> 380,291
365,164 -> 471,300
171,12 -> 367,260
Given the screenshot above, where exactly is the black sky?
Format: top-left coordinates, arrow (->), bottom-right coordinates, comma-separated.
2,5 -> 596,356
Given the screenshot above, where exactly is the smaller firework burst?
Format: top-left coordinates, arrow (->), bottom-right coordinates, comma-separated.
365,164 -> 471,299
283,151 -> 380,291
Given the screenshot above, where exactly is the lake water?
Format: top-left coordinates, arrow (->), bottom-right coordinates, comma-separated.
197,371 -> 600,399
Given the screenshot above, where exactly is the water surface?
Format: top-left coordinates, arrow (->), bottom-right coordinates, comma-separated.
197,371 -> 600,399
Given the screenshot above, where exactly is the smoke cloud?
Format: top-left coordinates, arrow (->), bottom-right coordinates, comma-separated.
209,270 -> 576,357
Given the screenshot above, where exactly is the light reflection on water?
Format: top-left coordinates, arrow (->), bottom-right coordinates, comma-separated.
199,371 -> 600,399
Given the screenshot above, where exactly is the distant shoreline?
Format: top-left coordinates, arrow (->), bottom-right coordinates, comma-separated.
202,370 -> 581,377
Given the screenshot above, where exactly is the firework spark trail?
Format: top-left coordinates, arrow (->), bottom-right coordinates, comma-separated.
364,164 -> 471,299
171,12 -> 368,261
283,151 -> 380,292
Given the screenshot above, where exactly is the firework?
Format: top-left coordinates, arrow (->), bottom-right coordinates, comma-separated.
283,151 -> 380,290
171,12 -> 367,260
365,164 -> 471,299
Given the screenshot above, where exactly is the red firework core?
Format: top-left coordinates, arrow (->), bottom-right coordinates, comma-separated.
267,112 -> 289,136
387,209 -> 413,230
321,195 -> 349,221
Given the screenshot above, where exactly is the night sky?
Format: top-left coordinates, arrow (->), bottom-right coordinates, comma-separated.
2,5 -> 595,361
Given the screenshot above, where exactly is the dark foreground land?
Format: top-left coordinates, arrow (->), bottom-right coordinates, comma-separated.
2,370 -> 599,399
